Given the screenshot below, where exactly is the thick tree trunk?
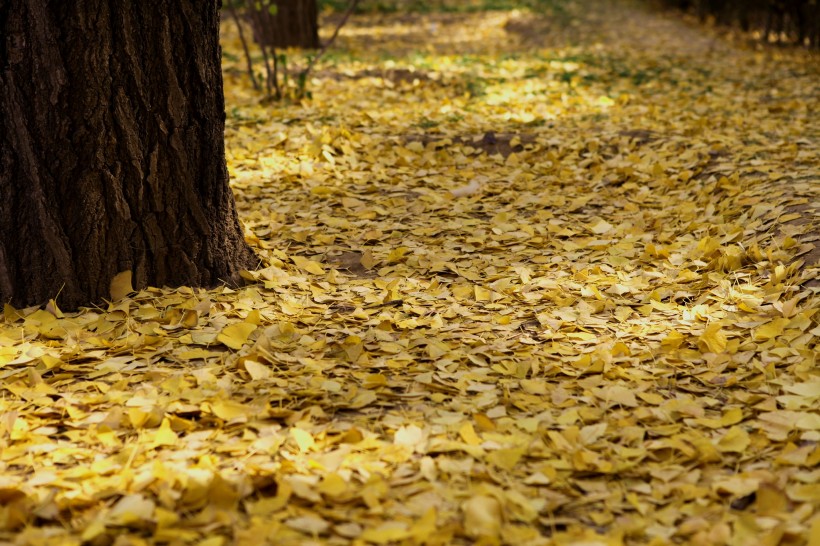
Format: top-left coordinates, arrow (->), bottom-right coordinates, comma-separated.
0,1 -> 257,310
251,0 -> 320,49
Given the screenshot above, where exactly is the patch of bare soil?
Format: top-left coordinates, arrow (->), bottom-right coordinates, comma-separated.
404,131 -> 537,157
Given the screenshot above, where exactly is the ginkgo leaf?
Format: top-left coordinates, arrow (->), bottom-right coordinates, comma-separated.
596,385 -> 638,407
360,249 -> 376,269
699,323 -> 727,353
291,427 -> 315,452
285,515 -> 330,535
360,522 -> 411,544
210,400 -> 252,421
458,421 -> 482,446
462,495 -> 502,538
108,494 -> 155,525
292,255 -> 325,275
217,322 -> 256,349
318,473 -> 348,497
110,270 -> 134,301
589,218 -> 614,234
242,359 -> 273,380
394,425 -> 424,451
152,418 -> 178,447
753,317 -> 790,341
717,426 -> 750,452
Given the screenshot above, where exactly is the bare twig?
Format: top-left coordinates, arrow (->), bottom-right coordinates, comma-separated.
270,45 -> 281,99
228,3 -> 259,91
297,0 -> 360,97
245,0 -> 280,100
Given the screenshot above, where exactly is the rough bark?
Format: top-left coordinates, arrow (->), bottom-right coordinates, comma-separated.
0,0 -> 258,310
251,0 -> 320,49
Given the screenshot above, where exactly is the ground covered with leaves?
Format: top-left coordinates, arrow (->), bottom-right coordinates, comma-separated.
2,1 -> 819,544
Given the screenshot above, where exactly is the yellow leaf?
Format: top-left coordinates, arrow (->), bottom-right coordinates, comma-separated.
177,348 -> 222,360
458,422 -> 482,446
245,309 -> 261,325
40,354 -> 63,370
310,186 -> 336,196
784,381 -> 820,398
410,508 -> 437,541
462,495 -> 502,539
597,385 -> 638,407
198,538 -> 226,546
80,520 -> 106,543
699,323 -> 727,353
152,418 -> 178,447
361,249 -> 376,269
387,247 -> 409,263
487,446 -> 527,470
394,425 -> 424,450
695,236 -> 720,258
796,412 -> 820,430
721,407 -> 743,426
717,426 -> 750,453
318,473 -> 348,498
109,270 -> 134,301
285,515 -> 330,535
128,407 -> 158,429
243,359 -> 273,380
290,427 -> 315,452
589,218 -> 614,234
754,317 -> 790,341
713,476 -> 759,496
810,515 -> 820,545
474,285 -> 491,301
217,322 -> 256,350
755,483 -> 787,516
180,309 -> 198,328
661,330 -> 685,350
210,400 -> 251,421
361,522 -> 411,544
638,392 -> 665,405
787,483 -> 820,502
2,303 -> 23,322
520,379 -> 549,395
45,299 -> 63,317
108,494 -> 155,525
292,255 -> 325,275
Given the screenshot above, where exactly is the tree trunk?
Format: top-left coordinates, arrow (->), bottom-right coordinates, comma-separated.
251,0 -> 320,49
0,1 -> 257,311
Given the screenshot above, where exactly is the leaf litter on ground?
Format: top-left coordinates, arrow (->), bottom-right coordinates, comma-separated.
1,0 -> 818,544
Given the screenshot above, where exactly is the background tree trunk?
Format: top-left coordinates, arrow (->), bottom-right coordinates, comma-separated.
251,0 -> 321,48
657,0 -> 819,47
0,1 -> 257,310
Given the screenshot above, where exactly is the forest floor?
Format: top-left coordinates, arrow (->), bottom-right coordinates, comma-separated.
2,1 -> 819,545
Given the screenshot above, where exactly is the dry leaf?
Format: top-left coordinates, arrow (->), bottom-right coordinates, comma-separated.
462,495 -> 502,539
217,322 -> 256,350
110,270 -> 134,301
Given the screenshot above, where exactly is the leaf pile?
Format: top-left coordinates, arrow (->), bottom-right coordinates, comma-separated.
2,1 -> 818,544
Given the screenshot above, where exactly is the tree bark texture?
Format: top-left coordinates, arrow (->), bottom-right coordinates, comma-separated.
0,0 -> 258,310
251,0 -> 320,49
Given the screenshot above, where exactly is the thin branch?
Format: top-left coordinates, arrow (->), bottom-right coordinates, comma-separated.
270,45 -> 281,99
228,3 -> 259,91
245,0 -> 279,100
298,0 -> 359,96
